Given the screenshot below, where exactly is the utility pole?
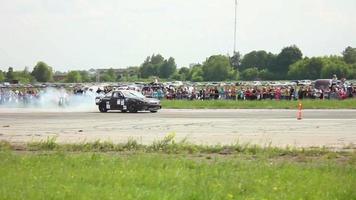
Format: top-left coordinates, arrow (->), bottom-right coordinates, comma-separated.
96,69 -> 100,83
233,0 -> 238,54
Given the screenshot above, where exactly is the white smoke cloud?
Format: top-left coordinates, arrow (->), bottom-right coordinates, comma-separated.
0,87 -> 98,112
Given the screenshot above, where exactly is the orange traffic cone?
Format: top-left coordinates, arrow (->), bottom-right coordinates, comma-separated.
297,102 -> 302,120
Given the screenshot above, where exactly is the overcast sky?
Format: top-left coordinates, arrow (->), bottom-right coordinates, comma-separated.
0,0 -> 355,71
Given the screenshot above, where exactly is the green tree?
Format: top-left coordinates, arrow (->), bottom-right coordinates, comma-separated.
187,64 -> 201,81
321,57 -> 352,79
150,54 -> 164,66
240,50 -> 276,71
191,73 -> 203,82
101,68 -> 117,82
0,70 -> 5,82
139,54 -> 177,79
13,68 -> 35,84
178,67 -> 190,81
6,67 -> 14,82
149,54 -> 164,77
240,68 -> 259,80
230,51 -> 242,70
159,57 -> 177,79
342,46 -> 356,64
139,55 -> 164,78
228,70 -> 240,80
258,69 -> 274,80
202,55 -> 233,81
271,45 -> 303,78
288,57 -> 324,80
66,71 -> 82,83
351,64 -> 356,79
187,64 -> 203,82
79,71 -> 91,82
139,58 -> 155,79
31,61 -> 53,82
170,72 -> 182,80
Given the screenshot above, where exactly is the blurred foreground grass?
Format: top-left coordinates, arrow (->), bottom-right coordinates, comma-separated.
0,137 -> 355,200
161,99 -> 356,109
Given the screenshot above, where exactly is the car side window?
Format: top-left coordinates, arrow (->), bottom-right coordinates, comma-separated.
118,92 -> 124,99
112,91 -> 124,99
112,92 -> 119,98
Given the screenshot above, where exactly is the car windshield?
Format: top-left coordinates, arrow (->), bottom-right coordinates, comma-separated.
105,92 -> 113,97
121,90 -> 145,99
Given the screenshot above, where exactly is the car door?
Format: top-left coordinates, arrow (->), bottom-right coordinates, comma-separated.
117,91 -> 127,111
110,91 -> 121,110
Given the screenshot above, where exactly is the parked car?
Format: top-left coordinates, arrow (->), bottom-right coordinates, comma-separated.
298,80 -> 312,86
314,79 -> 332,90
95,90 -> 161,113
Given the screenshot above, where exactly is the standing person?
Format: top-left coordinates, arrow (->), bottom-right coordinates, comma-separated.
262,87 -> 267,100
320,89 -> 324,100
219,87 -> 225,100
332,74 -> 338,83
214,87 -> 219,100
245,87 -> 251,100
231,86 -> 237,100
289,87 -> 295,100
275,87 -> 281,100
202,89 -> 206,100
237,87 -> 243,100
269,87 -> 275,100
224,86 -> 230,100
347,84 -> 353,98
298,87 -> 304,100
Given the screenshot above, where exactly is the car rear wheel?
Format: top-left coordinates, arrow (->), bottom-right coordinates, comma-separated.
99,104 -> 108,113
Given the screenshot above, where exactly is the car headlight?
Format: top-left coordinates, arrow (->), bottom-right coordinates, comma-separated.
150,100 -> 160,105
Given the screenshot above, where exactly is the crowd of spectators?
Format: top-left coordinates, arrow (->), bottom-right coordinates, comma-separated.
142,84 -> 355,101
1,80 -> 355,106
0,88 -> 40,105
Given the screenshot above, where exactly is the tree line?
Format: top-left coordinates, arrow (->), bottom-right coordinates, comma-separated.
1,46 -> 355,83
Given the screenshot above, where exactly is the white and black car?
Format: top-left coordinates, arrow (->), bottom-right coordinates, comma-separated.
95,90 -> 161,113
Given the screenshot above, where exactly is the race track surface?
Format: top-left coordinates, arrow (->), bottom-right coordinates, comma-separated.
0,108 -> 355,148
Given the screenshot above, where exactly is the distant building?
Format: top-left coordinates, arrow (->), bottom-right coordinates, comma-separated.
95,67 -> 139,77
53,71 -> 67,82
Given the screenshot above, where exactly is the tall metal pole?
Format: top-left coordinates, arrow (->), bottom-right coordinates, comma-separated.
233,0 -> 237,54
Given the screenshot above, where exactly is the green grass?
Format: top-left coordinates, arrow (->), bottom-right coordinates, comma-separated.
161,99 -> 356,109
0,138 -> 356,200
1,138 -> 355,199
0,151 -> 355,200
3,135 -> 354,157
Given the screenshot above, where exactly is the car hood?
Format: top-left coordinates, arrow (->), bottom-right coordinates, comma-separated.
127,96 -> 160,103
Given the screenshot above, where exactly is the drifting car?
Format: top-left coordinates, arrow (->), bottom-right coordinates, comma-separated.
95,90 -> 161,113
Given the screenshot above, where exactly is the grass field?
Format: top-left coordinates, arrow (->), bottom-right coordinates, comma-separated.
0,152 -> 355,200
161,99 -> 356,109
1,139 -> 355,200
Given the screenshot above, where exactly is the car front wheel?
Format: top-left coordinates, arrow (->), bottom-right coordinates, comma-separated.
128,106 -> 138,113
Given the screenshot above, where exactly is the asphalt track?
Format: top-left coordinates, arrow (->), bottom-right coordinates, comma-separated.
0,108 -> 355,148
